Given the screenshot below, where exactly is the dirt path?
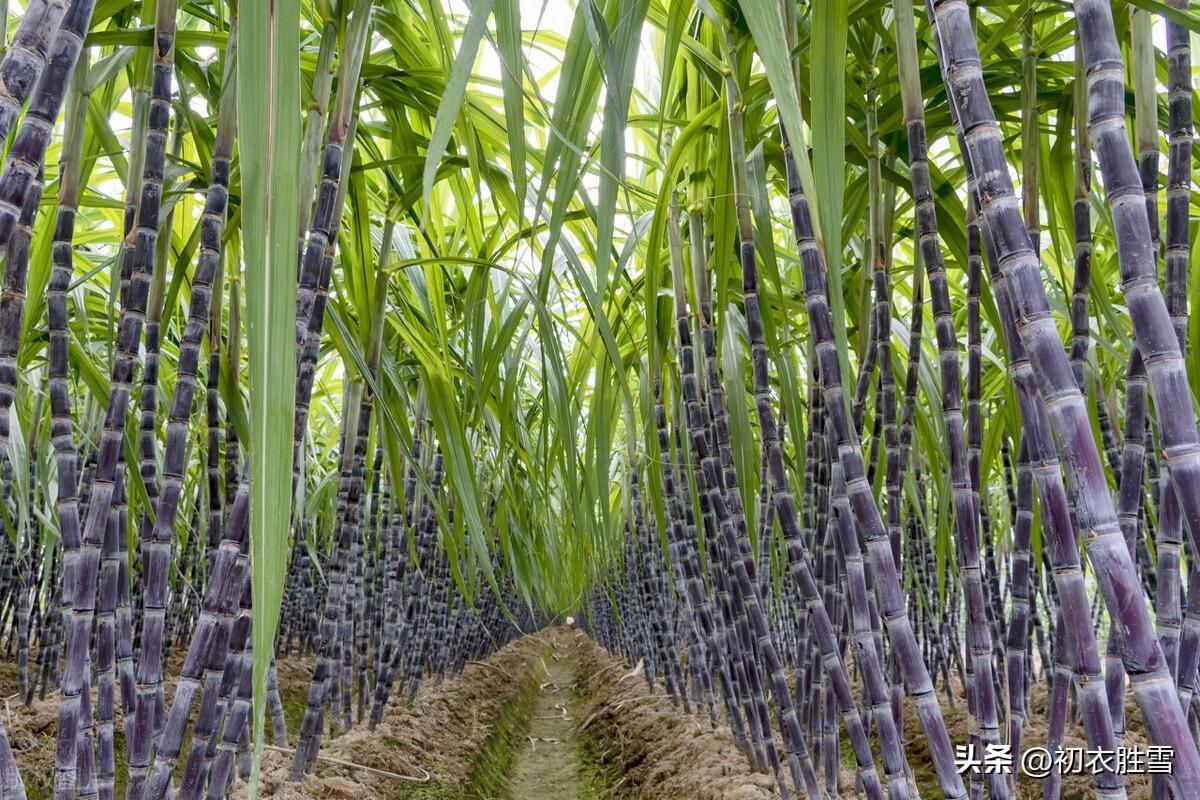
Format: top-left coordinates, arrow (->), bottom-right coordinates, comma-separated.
4,628 -> 783,799
506,646 -> 588,799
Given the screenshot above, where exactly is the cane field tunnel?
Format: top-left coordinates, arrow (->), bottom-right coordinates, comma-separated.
0,0 -> 1196,799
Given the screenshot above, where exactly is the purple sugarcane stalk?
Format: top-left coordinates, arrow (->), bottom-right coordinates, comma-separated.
1161,0 -> 1197,714
894,5 -> 1007,791
0,1 -> 71,145
928,1 -> 1191,793
780,132 -> 967,797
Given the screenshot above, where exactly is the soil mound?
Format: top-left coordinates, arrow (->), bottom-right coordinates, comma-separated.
240,634 -> 543,798
570,630 -> 782,800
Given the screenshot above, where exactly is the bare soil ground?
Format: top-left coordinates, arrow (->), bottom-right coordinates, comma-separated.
239,636 -> 545,799
570,630 -> 782,800
251,628 -> 796,799
888,673 -> 1155,800
0,632 -> 1177,799
505,642 -> 587,799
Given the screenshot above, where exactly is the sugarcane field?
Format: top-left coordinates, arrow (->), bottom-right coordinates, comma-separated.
10,0 -> 1200,798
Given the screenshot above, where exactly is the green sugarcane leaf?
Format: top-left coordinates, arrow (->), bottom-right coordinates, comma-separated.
592,0 -> 648,296
733,0 -> 808,215
810,0 -> 855,425
238,0 -> 300,793
657,0 -> 687,145
1127,0 -> 1200,34
493,0 -> 527,225
422,0 -> 495,222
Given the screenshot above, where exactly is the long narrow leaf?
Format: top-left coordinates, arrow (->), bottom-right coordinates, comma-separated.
238,0 -> 300,794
